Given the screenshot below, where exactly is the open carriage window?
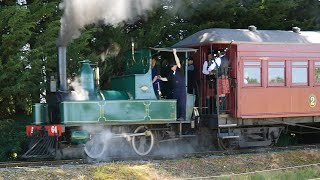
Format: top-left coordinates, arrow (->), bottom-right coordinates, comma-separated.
268,61 -> 285,86
243,61 -> 261,86
292,61 -> 308,85
315,61 -> 320,84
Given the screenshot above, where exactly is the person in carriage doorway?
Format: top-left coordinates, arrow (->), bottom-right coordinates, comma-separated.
187,57 -> 196,94
158,49 -> 186,121
151,57 -> 161,99
202,52 -> 221,114
202,53 -> 221,79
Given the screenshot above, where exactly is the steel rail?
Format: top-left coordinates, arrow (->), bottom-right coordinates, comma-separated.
0,159 -> 87,168
105,144 -> 320,162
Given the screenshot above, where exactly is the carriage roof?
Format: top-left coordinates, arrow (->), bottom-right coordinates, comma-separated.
172,28 -> 320,47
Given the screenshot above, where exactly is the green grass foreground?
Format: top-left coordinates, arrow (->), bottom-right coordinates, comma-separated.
217,166 -> 320,180
91,149 -> 320,180
0,148 -> 320,179
91,162 -> 320,180
93,163 -> 167,180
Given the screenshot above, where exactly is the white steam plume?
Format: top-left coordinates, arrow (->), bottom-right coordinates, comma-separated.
58,0 -> 158,45
100,42 -> 121,61
70,77 -> 89,101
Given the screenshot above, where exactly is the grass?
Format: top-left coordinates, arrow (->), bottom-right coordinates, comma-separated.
217,165 -> 320,180
1,149 -> 319,180
90,162 -> 320,180
93,162 -> 171,180
90,152 -> 320,180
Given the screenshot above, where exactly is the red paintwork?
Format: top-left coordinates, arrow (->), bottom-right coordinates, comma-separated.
190,43 -> 320,119
26,124 -> 63,136
237,44 -> 320,118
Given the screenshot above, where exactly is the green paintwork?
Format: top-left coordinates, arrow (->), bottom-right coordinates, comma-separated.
60,100 -> 176,124
187,94 -> 195,120
112,73 -> 157,100
112,49 -> 157,100
100,90 -> 129,100
71,130 -> 89,144
32,103 -> 48,125
31,49 -> 196,125
79,60 -> 95,94
124,48 -> 150,75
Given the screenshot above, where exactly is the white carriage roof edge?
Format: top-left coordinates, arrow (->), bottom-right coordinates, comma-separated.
151,47 -> 198,52
172,28 -> 320,47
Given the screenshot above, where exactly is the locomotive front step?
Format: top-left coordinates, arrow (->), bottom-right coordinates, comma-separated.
218,124 -> 237,128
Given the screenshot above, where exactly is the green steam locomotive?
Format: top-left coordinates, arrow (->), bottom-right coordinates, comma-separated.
23,47 -> 197,159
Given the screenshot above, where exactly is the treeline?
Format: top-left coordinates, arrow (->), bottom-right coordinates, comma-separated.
0,0 -> 319,118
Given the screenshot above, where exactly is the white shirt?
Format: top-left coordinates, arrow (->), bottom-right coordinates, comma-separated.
202,57 -> 221,75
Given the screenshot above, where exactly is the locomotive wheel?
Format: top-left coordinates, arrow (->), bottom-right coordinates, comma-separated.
131,126 -> 154,156
217,138 -> 239,150
84,135 -> 106,159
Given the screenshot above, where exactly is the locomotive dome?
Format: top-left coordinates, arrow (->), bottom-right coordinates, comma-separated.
172,28 -> 320,47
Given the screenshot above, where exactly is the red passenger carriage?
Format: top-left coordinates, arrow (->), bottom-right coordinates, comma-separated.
174,27 -> 320,148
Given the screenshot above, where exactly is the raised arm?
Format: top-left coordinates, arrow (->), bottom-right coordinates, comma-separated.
173,49 -> 181,68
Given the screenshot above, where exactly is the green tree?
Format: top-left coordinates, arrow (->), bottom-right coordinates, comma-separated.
0,0 -> 319,118
0,0 -> 61,117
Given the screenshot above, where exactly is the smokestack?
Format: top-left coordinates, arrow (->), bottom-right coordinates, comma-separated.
292,27 -> 301,33
58,46 -> 67,92
248,25 -> 257,32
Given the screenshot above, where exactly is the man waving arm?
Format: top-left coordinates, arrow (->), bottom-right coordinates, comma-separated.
173,49 -> 181,68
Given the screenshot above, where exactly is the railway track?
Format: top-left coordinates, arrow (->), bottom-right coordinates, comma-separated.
109,143 -> 320,160
0,159 -> 87,168
1,144 -> 319,168
183,162 -> 320,180
88,143 -> 320,163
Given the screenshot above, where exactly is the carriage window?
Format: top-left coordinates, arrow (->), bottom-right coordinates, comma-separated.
268,61 -> 285,86
243,61 -> 261,86
315,62 -> 320,84
292,61 -> 308,85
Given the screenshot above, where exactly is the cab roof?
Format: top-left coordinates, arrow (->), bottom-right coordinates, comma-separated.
172,28 -> 320,47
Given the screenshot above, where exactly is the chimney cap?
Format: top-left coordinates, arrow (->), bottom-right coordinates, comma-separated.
248,25 -> 257,32
292,27 -> 301,33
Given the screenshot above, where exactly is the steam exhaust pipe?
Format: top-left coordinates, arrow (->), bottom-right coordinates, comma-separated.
58,46 -> 67,92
